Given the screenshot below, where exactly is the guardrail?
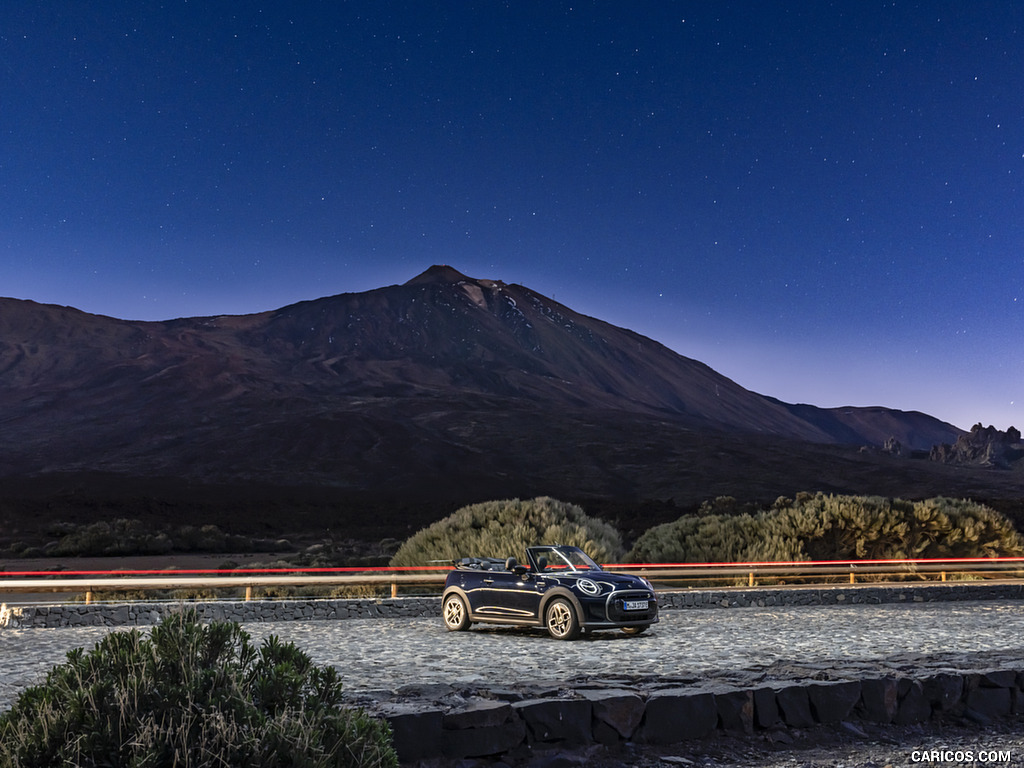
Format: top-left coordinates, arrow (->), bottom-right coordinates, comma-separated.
0,566 -> 448,604
605,556 -> 1024,589
3,557 -> 1024,604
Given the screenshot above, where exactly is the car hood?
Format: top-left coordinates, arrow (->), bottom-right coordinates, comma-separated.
552,570 -> 650,590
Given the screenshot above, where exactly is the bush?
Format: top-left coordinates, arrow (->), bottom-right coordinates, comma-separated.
628,493 -> 1024,564
174,523 -> 229,551
50,519 -> 174,557
390,496 -> 624,566
34,520 -> 263,558
0,611 -> 397,768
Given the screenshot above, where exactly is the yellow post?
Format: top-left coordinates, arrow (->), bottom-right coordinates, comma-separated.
849,572 -> 855,584
748,572 -> 755,587
245,585 -> 252,602
941,571 -> 947,582
85,590 -> 93,605
391,581 -> 398,599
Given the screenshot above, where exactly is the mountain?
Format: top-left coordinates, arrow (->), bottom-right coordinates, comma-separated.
3,265 -> 1019,541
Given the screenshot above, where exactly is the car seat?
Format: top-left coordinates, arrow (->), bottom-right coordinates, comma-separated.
505,556 -> 518,571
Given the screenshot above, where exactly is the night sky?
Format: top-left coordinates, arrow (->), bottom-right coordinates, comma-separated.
2,2 -> 1021,431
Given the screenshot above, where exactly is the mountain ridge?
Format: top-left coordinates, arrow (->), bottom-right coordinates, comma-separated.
0,265 -> 960,446
3,265 -> 1005,526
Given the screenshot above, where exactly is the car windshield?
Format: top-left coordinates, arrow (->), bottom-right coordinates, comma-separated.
529,546 -> 601,572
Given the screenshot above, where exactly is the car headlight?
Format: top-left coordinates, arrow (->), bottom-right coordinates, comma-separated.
577,578 -> 600,596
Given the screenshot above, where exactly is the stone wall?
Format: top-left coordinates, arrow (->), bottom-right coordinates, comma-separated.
3,581 -> 1024,629
659,581 -> 1024,609
385,668 -> 1024,762
0,595 -> 439,629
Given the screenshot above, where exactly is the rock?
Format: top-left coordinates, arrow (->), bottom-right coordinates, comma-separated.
894,679 -> 931,724
981,670 -> 1018,689
381,705 -> 444,762
580,688 -> 645,740
443,698 -> 513,730
639,689 -> 717,744
753,686 -> 781,729
512,698 -> 592,745
966,685 -> 1012,720
807,681 -> 861,723
930,423 -> 1023,467
714,688 -> 754,734
775,684 -> 814,728
443,717 -> 527,759
923,673 -> 963,712
840,720 -> 869,738
859,677 -> 898,723
591,719 -> 622,746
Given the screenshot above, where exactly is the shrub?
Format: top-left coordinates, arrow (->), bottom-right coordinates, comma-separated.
390,496 -> 624,566
50,519 -> 174,557
0,611 -> 397,768
34,520 -> 262,558
174,523 -> 229,551
628,493 -> 1024,564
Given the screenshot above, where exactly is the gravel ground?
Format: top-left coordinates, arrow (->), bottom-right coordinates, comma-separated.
3,599 -> 1023,766
5,601 -> 1024,708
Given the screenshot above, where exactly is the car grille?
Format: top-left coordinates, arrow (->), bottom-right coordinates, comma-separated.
605,589 -> 658,622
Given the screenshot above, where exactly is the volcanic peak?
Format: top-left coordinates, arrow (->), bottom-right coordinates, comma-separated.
403,264 -> 476,286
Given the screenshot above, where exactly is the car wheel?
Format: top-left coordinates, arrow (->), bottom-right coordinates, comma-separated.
621,626 -> 647,636
443,594 -> 470,631
545,598 -> 581,640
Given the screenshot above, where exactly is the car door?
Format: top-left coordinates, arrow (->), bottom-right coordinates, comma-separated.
470,568 -> 542,620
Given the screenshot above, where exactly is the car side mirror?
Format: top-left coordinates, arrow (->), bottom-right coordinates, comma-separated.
513,564 -> 530,578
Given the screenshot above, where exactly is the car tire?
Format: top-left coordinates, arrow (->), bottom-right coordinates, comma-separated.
621,626 -> 648,636
442,593 -> 471,631
545,598 -> 581,640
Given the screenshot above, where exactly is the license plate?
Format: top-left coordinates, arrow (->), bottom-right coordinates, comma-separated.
623,600 -> 648,611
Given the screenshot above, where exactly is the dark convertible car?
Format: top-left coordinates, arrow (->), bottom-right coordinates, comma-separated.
441,544 -> 658,640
